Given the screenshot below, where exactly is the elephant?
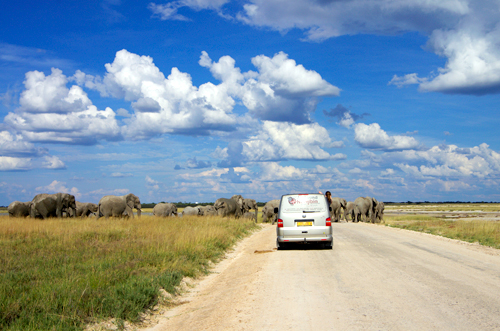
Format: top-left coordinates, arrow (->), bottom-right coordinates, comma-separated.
242,198 -> 258,222
198,205 -> 216,216
344,201 -> 355,222
330,197 -> 347,222
353,196 -> 378,223
262,199 -> 280,224
75,202 -> 98,218
153,202 -> 178,217
375,201 -> 385,223
97,193 -> 141,219
30,193 -> 77,219
231,195 -> 245,214
8,201 -> 31,218
181,206 -> 201,216
214,197 -> 242,218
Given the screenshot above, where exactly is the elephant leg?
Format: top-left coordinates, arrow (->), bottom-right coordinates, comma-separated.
125,206 -> 134,218
37,204 -> 49,219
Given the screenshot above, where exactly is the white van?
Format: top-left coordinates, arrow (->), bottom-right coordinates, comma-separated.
276,193 -> 333,249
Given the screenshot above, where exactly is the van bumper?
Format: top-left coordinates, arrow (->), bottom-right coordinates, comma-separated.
277,235 -> 333,243
277,226 -> 333,243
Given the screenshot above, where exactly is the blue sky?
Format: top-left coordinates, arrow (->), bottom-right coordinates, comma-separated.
1,0 -> 500,205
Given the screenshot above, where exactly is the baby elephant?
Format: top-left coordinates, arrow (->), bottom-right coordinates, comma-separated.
75,202 -> 98,218
153,202 -> 178,217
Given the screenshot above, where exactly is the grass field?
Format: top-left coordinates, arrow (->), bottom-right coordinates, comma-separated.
0,214 -> 259,331
384,214 -> 500,249
2,203 -> 498,330
385,203 -> 500,212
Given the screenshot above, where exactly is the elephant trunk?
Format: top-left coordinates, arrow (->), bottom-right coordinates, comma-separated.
136,204 -> 141,217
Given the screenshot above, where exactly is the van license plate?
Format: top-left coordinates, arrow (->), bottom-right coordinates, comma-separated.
297,222 -> 313,226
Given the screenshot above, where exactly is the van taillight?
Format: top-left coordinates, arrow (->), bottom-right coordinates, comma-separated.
277,219 -> 283,227
326,217 -> 331,226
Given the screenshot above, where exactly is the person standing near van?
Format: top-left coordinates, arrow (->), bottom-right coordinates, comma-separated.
324,191 -> 332,205
320,190 -> 333,217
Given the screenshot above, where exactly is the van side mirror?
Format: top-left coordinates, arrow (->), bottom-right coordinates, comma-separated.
329,206 -> 332,211
274,207 -> 279,213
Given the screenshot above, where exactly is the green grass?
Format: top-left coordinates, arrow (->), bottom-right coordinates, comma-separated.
0,215 -> 258,330
384,215 -> 500,249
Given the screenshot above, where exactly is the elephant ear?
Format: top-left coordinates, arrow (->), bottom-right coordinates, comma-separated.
125,194 -> 134,209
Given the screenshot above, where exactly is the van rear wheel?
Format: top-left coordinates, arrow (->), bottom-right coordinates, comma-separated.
277,241 -> 289,250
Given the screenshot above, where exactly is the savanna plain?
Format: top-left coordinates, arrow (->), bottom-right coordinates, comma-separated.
1,203 -> 500,330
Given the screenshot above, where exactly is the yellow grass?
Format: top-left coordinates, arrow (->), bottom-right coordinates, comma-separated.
385,203 -> 500,212
384,214 -> 500,249
0,214 -> 258,330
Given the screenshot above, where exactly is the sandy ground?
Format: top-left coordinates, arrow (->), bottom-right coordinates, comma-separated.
140,223 -> 500,331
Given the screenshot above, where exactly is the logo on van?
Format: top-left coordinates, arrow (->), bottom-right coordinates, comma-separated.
288,197 -> 298,205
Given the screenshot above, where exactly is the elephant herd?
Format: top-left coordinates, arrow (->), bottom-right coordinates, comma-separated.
330,196 -> 385,223
7,193 -> 142,219
257,196 -> 385,225
155,195 -> 259,222
7,192 -> 384,224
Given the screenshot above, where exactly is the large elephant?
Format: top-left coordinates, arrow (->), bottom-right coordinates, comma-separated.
330,197 -> 347,222
242,198 -> 258,222
198,205 -> 216,216
8,201 -> 31,218
97,193 -> 141,219
344,201 -> 355,222
353,196 -> 378,223
181,206 -> 201,216
231,195 -> 245,214
214,198 -> 242,218
375,201 -> 385,223
262,199 -> 280,224
153,202 -> 178,217
30,193 -> 77,219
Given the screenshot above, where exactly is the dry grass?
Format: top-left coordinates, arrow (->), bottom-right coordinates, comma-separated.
385,203 -> 500,212
0,214 -> 258,330
384,214 -> 500,249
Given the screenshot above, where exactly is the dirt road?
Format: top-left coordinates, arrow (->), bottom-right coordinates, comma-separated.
144,223 -> 500,331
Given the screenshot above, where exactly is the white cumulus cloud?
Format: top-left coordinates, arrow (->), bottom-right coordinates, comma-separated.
36,180 -> 80,198
4,69 -> 121,144
181,0 -> 500,95
243,121 -> 346,161
395,143 -> 500,179
77,49 -> 339,139
354,123 -> 420,151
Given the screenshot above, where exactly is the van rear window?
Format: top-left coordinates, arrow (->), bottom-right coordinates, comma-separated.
281,195 -> 327,213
